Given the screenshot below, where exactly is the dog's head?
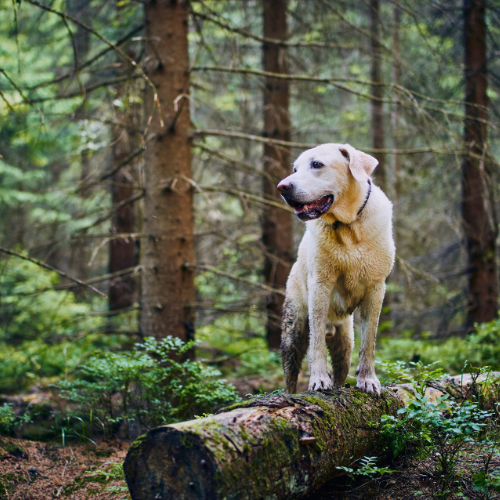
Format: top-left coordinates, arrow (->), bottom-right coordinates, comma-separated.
277,143 -> 378,221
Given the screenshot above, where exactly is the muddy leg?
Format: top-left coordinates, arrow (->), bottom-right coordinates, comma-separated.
326,315 -> 354,387
281,299 -> 308,394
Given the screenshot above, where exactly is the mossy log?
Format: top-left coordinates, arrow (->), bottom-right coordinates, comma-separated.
124,374 -> 499,500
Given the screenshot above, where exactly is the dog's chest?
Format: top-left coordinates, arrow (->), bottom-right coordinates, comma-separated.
329,271 -> 365,317
322,242 -> 373,317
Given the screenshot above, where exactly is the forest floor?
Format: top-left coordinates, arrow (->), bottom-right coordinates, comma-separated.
0,437 -> 129,500
1,434 -> 498,499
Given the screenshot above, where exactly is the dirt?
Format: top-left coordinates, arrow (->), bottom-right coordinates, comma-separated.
309,451 -> 500,499
0,437 -> 129,500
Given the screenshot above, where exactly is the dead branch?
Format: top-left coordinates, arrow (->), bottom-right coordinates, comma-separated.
0,246 -> 106,297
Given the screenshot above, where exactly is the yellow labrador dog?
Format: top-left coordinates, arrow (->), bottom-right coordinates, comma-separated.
278,143 -> 395,396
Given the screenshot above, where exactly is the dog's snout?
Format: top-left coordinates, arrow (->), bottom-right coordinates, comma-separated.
277,180 -> 293,193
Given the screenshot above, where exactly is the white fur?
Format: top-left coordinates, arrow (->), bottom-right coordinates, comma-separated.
280,143 -> 395,396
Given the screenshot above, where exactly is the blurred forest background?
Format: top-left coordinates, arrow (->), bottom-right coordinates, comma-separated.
1,0 -> 500,431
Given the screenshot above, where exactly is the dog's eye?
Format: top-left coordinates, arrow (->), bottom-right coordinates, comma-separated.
311,161 -> 324,169
293,167 -> 297,173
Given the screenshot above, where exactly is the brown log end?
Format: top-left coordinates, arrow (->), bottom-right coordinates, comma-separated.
124,426 -> 217,500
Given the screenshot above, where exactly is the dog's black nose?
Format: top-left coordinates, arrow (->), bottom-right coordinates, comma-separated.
277,180 -> 293,193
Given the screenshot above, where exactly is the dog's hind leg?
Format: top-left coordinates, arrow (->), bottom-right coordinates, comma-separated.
326,315 -> 354,387
281,299 -> 308,394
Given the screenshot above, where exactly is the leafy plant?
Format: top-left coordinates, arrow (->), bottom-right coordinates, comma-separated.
86,461 -> 130,499
336,456 -> 396,486
381,393 -> 492,497
0,403 -> 31,436
376,359 -> 446,390
55,336 -> 241,437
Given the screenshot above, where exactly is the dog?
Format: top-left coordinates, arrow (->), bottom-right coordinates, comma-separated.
278,143 -> 395,396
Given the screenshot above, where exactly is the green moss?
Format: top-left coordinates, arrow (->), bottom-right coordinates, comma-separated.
127,433 -> 147,454
0,472 -> 16,496
0,440 -> 27,459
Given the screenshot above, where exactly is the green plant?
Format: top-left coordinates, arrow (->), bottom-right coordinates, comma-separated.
377,318 -> 500,376
336,456 -> 396,486
86,461 -> 130,499
55,336 -> 241,437
0,403 -> 31,436
376,359 -> 446,389
381,393 -> 492,497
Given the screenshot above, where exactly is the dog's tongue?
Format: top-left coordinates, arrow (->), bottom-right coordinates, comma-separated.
294,196 -> 330,215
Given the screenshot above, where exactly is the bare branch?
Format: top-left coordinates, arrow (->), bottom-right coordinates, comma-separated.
192,5 -> 363,51
0,246 -> 107,297
185,263 -> 286,296
24,0 -> 163,129
197,185 -> 293,213
28,24 -> 144,91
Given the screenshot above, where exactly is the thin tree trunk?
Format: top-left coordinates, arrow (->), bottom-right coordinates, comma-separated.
140,0 -> 195,343
390,0 -> 401,203
262,0 -> 294,349
124,374 -> 500,500
109,102 -> 138,310
370,0 -> 391,327
67,0 -> 91,283
370,0 -> 385,191
462,0 -> 498,328
109,20 -> 139,311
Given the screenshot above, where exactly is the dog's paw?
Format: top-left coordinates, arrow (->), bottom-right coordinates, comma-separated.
356,373 -> 381,397
309,371 -> 333,391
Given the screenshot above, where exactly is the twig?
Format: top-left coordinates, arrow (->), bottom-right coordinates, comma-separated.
60,16 -> 85,99
30,74 -> 141,103
83,190 -> 145,230
192,129 -> 464,155
24,0 -> 163,128
195,144 -> 275,183
28,24 -> 144,90
191,7 -> 363,51
396,255 -> 440,284
186,263 -> 285,296
0,246 -> 107,297
54,266 -> 143,290
197,185 -> 293,213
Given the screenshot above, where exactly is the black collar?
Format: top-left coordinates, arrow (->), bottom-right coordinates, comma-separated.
331,179 -> 371,230
356,179 -> 372,216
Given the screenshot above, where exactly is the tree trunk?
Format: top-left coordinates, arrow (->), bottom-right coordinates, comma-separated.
124,374 -> 499,500
390,0 -> 401,203
262,0 -> 294,349
67,0 -> 91,284
462,0 -> 498,329
370,0 -> 391,327
109,38 -> 140,311
140,0 -> 195,342
370,0 -> 385,192
108,112 -> 138,311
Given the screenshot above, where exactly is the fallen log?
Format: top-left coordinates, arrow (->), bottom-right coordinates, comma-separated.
124,373 -> 499,500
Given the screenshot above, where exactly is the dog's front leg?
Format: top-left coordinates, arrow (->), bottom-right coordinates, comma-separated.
308,280 -> 333,391
356,283 -> 386,396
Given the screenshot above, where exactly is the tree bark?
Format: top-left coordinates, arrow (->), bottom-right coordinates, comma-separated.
124,374 -> 499,500
67,0 -> 91,285
140,0 -> 195,342
109,44 -> 140,311
262,0 -> 294,349
125,389 -> 404,500
370,0 -> 385,192
462,0 -> 498,328
389,0 -> 401,203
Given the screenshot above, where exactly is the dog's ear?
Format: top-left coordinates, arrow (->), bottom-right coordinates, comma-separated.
339,144 -> 378,183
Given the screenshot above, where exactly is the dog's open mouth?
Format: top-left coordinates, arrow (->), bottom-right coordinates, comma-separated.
284,194 -> 334,221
